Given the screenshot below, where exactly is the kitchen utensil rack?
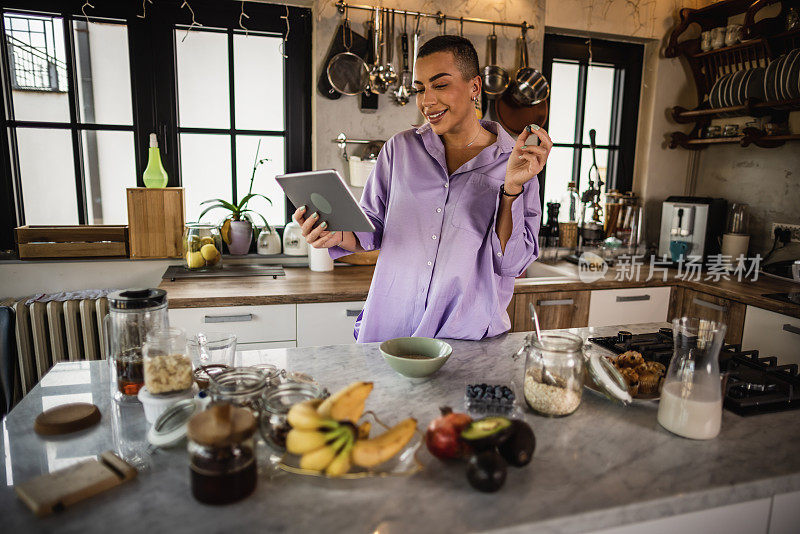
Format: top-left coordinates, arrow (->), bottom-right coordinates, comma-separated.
334,1 -> 532,33
665,0 -> 800,150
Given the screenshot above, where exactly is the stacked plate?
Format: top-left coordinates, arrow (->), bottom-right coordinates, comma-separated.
706,48 -> 800,108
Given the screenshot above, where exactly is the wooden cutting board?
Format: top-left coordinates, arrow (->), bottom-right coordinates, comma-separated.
15,451 -> 137,517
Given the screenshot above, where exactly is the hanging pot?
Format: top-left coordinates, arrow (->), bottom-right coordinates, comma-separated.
482,28 -> 509,98
507,32 -> 550,106
494,92 -> 548,135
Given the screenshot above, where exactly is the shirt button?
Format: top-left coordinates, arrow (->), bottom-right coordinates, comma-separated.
444,183 -> 449,188
427,261 -> 432,266
497,252 -> 502,257
436,208 -> 442,213
432,235 -> 437,240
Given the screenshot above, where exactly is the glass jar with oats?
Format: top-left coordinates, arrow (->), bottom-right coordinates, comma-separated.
522,332 -> 584,417
143,328 -> 194,395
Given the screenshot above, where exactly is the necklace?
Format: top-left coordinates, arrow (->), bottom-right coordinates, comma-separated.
463,127 -> 482,148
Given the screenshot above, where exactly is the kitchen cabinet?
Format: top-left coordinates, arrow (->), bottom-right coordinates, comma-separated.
769,490 -> 800,534
169,304 -> 297,345
587,287 -> 671,327
742,306 -> 800,365
297,301 -> 365,347
513,291 -> 589,332
672,289 -> 745,344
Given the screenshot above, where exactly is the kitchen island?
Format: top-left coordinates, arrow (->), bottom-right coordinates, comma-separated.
1,323 -> 799,533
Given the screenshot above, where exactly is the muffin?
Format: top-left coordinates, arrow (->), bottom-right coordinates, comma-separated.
618,367 -> 640,397
618,350 -> 644,368
638,370 -> 662,396
647,361 -> 666,377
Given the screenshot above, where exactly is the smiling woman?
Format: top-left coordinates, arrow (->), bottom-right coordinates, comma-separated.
293,35 -> 551,343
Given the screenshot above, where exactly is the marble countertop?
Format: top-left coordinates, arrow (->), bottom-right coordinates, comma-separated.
2,323 -> 800,533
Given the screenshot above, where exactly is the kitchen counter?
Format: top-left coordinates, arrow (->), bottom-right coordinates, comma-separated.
159,262 -> 800,319
2,323 -> 799,533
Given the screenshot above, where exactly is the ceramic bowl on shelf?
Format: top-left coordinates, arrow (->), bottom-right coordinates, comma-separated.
379,337 -> 452,378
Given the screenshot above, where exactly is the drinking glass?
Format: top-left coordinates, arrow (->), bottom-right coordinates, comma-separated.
187,332 -> 237,368
657,317 -> 727,440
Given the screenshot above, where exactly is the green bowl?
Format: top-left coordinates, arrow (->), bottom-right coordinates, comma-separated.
379,337 -> 453,378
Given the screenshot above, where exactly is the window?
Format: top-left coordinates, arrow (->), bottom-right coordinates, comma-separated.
0,0 -> 311,253
540,35 -> 643,220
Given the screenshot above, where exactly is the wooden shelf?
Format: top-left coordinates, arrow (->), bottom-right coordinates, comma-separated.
669,127 -> 800,150
672,97 -> 800,123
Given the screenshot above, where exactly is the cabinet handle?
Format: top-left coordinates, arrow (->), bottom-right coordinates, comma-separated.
204,313 -> 253,323
537,299 -> 574,306
616,295 -> 651,303
692,298 -> 726,313
345,309 -> 362,317
783,324 -> 800,336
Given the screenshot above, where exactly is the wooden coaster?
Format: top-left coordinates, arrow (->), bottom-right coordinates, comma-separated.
34,403 -> 101,436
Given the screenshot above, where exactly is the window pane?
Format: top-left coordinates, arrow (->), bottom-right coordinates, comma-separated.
234,33 -> 284,131
180,133 -> 232,223
176,30 -> 230,128
582,65 -> 615,146
82,130 -> 136,224
542,146 -> 574,220
548,61 -> 579,144
17,128 -> 78,224
4,13 -> 69,122
577,147 -> 609,200
235,135 -> 286,226
74,21 -> 133,125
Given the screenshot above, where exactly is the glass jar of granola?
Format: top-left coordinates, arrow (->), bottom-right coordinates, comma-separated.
143,327 -> 193,395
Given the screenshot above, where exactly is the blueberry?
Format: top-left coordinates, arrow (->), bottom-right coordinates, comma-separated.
508,392 -> 516,401
494,386 -> 503,397
480,383 -> 488,390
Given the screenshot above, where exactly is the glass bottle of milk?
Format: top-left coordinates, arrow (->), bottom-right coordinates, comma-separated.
657,317 -> 727,440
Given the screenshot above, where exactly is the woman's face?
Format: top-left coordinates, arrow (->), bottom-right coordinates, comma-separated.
413,51 -> 480,135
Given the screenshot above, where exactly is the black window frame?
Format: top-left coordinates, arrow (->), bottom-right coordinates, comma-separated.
0,0 -> 311,254
540,34 -> 643,200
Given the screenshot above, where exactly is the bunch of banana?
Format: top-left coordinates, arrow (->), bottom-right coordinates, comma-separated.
284,381 -> 418,477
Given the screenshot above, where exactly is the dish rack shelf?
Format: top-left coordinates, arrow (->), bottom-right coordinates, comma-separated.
669,126 -> 800,150
665,0 -> 800,149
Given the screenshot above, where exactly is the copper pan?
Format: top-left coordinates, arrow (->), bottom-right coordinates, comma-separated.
494,90 -> 549,135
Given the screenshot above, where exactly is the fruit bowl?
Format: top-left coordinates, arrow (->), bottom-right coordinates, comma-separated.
278,411 -> 424,479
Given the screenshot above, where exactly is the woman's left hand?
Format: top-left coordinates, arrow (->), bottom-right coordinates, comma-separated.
505,125 -> 553,190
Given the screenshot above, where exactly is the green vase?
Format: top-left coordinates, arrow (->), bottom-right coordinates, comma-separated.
143,133 -> 168,188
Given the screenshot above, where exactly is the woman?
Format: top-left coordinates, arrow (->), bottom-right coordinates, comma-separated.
295,35 -> 552,342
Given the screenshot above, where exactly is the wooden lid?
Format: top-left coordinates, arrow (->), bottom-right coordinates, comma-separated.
34,403 -> 101,436
187,403 -> 256,447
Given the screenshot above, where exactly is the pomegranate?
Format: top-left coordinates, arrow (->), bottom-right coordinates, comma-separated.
425,406 -> 473,460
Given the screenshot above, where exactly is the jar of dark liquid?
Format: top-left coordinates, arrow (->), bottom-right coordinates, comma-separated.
105,289 -> 169,403
187,403 -> 257,505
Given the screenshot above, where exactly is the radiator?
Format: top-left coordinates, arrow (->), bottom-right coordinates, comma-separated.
13,297 -> 108,395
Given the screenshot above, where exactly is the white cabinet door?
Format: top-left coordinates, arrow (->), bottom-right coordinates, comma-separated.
769,490 -> 800,534
588,287 -> 671,327
297,301 -> 365,347
742,306 -> 800,365
169,304 -> 296,344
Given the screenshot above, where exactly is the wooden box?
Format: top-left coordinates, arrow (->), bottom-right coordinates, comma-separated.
15,225 -> 129,259
126,187 -> 185,259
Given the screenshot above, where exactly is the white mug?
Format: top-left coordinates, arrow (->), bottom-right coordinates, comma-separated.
721,233 -> 750,265
308,245 -> 334,272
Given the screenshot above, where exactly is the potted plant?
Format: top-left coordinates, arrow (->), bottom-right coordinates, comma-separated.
199,141 -> 272,255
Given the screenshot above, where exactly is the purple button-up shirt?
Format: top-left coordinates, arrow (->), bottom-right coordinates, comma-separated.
330,120 -> 541,343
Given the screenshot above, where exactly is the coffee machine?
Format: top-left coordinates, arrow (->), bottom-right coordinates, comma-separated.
658,196 -> 727,262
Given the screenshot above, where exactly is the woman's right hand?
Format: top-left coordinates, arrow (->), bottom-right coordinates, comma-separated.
293,206 -> 345,249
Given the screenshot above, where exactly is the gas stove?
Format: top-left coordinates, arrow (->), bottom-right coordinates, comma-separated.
588,330 -> 800,416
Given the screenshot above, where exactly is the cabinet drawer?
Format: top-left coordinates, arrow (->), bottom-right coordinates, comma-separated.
297,301 -> 365,347
588,287 -> 671,327
513,291 -> 589,331
742,306 -> 800,366
169,304 -> 296,344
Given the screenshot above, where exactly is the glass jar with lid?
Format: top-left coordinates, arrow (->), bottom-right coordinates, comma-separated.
209,368 -> 269,414
183,223 -> 223,271
143,327 -> 193,395
260,382 -> 326,451
522,332 -> 584,417
187,403 -> 257,504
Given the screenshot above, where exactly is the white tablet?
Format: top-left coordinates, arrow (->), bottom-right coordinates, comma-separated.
276,170 -> 376,233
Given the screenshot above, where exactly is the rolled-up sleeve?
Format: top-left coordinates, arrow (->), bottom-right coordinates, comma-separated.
488,177 -> 541,277
329,139 -> 393,260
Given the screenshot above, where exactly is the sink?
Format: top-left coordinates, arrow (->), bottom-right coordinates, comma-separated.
523,262 -> 579,281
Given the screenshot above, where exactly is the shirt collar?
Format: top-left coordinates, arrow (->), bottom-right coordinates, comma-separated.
415,120 -> 516,176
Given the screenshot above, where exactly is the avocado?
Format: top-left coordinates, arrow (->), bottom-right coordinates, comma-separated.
498,419 -> 535,467
466,451 -> 507,492
460,416 -> 513,452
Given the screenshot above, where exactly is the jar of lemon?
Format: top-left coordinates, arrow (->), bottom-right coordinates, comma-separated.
183,223 -> 223,270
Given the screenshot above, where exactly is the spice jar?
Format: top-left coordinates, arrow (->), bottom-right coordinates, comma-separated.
143,328 -> 193,395
261,382 -> 326,450
209,368 -> 269,414
187,403 -> 257,504
522,332 -> 584,417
